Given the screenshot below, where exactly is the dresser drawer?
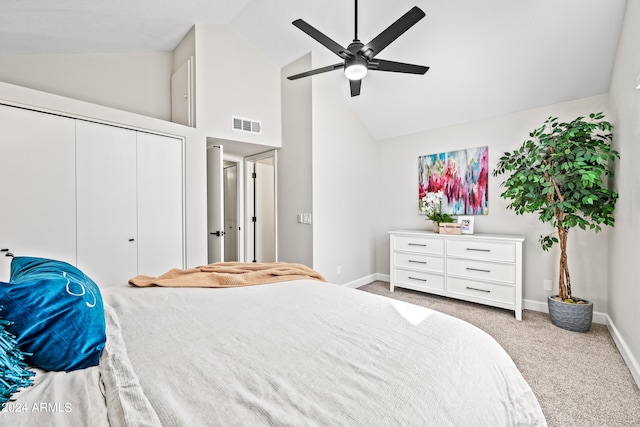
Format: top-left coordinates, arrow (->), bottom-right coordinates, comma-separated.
394,252 -> 444,273
394,235 -> 444,255
393,268 -> 445,291
446,258 -> 516,284
447,276 -> 515,305
446,238 -> 515,263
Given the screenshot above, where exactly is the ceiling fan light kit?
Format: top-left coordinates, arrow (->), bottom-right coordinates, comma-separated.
344,57 -> 368,80
288,0 -> 429,97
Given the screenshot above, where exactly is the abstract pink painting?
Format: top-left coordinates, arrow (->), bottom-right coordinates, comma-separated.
418,146 -> 489,215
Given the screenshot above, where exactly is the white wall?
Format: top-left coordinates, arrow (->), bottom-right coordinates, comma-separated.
279,52 -> 378,282
279,54 -> 314,266
608,0 -> 640,383
312,65 -> 378,285
0,52 -> 172,120
376,94 -> 611,311
173,27 -> 196,74
194,24 -> 282,149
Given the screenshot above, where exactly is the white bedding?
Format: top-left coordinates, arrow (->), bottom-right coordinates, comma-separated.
4,280 -> 547,426
1,365 -> 107,427
3,305 -> 157,427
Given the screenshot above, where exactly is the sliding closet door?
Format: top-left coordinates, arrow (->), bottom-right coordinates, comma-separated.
76,121 -> 137,287
136,132 -> 184,276
0,105 -> 76,281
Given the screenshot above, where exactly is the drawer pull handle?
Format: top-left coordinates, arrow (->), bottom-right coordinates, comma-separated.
466,267 -> 491,273
466,286 -> 490,293
408,243 -> 427,247
409,260 -> 427,264
466,248 -> 491,252
408,276 -> 427,282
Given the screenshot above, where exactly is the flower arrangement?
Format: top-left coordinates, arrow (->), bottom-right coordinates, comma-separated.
420,191 -> 455,223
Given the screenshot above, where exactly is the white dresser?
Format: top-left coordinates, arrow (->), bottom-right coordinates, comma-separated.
389,230 -> 525,320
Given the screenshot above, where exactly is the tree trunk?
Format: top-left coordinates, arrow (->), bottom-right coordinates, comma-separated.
557,226 -> 572,300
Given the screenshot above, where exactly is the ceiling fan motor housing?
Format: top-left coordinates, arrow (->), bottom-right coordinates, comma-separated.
344,41 -> 368,80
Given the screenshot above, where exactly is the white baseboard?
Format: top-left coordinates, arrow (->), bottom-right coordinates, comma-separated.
342,274 -> 380,289
375,273 -> 390,283
523,298 -> 607,324
606,316 -> 640,389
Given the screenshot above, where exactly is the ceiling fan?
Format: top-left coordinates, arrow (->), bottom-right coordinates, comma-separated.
287,0 -> 429,97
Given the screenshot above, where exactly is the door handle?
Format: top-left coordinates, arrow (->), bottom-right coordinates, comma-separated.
210,231 -> 225,237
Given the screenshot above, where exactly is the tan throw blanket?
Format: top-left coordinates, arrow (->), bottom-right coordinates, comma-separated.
128,262 -> 326,288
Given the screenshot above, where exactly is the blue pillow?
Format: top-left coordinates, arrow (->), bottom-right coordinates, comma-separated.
0,257 -> 106,372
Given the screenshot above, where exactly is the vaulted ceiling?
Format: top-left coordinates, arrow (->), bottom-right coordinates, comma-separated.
0,0 -> 627,140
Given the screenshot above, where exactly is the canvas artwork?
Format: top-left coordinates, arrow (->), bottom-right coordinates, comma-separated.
418,146 -> 489,215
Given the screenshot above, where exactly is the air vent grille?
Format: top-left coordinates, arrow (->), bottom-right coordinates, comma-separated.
232,116 -> 262,134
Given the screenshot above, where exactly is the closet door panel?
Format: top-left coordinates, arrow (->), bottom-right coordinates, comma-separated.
76,121 -> 137,287
136,132 -> 184,276
0,105 -> 76,281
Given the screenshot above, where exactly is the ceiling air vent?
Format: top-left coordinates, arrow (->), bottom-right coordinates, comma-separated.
232,116 -> 262,134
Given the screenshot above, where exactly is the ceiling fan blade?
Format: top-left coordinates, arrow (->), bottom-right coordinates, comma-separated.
369,59 -> 429,74
293,19 -> 351,59
360,6 -> 425,59
287,63 -> 344,80
350,79 -> 362,97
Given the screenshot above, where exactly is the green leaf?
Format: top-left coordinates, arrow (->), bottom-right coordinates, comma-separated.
492,112 -> 617,255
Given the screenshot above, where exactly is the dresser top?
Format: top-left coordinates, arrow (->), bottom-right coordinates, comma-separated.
389,229 -> 525,242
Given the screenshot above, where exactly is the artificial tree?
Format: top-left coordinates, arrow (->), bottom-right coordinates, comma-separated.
493,112 -> 619,302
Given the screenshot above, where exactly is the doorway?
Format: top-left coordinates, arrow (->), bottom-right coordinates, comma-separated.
245,151 -> 277,263
206,143 -> 276,264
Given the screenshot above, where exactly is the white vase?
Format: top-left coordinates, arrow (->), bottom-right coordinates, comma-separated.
432,222 -> 439,233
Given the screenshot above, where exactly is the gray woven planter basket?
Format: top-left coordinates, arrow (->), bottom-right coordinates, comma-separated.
547,296 -> 593,333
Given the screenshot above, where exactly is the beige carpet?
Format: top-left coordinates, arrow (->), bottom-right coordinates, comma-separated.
358,281 -> 640,427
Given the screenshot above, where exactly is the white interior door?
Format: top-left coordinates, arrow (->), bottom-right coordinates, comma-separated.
245,151 -> 277,263
0,105 -> 76,281
207,145 -> 224,263
76,121 -> 137,287
137,132 -> 184,275
224,163 -> 238,262
255,157 -> 275,262
170,57 -> 193,127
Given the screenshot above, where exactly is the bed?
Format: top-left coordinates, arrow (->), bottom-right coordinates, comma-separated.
1,259 -> 547,426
